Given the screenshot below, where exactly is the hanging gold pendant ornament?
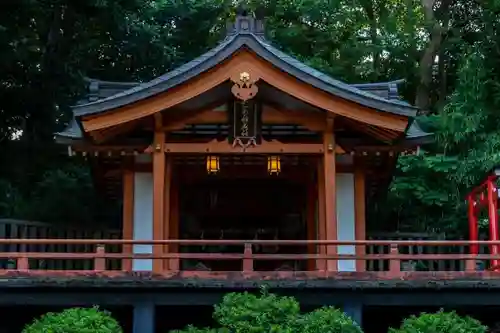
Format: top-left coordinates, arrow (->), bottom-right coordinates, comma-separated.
206,155 -> 220,174
267,155 -> 281,175
231,71 -> 258,101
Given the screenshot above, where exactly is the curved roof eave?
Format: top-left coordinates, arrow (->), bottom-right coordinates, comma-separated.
73,33 -> 418,118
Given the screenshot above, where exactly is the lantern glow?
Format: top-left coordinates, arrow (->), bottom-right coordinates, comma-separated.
267,155 -> 281,175
206,155 -> 220,174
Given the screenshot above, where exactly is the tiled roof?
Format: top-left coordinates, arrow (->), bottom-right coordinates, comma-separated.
72,13 -> 417,118
59,12 -> 430,143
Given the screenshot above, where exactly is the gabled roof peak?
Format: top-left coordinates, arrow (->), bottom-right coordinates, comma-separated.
226,7 -> 265,37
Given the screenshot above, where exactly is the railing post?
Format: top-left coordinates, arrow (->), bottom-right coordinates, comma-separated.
465,257 -> 476,272
243,243 -> 253,272
389,244 -> 400,276
17,257 -> 29,272
169,247 -> 180,272
94,244 -> 106,271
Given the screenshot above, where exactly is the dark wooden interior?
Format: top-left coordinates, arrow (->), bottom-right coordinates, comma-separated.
178,162 -> 310,271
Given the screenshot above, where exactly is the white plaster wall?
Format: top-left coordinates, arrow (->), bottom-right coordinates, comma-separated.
336,173 -> 356,271
132,172 -> 154,271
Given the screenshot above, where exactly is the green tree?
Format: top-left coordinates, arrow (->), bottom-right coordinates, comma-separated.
384,0 -> 500,236
0,0 -> 230,224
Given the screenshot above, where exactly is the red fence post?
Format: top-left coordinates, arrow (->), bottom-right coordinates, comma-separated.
243,243 -> 253,273
17,257 -> 29,272
389,244 -> 400,276
94,245 -> 106,271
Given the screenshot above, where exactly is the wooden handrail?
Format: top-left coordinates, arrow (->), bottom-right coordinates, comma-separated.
0,239 -> 498,245
0,239 -> 496,275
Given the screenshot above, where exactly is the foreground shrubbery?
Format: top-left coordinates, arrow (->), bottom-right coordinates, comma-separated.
173,289 -> 363,333
21,292 -> 490,333
390,310 -> 487,333
22,306 -> 123,333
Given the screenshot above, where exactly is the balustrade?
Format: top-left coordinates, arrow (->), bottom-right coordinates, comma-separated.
0,239 -> 495,277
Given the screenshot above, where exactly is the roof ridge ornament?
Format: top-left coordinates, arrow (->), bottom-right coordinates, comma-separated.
226,6 -> 265,37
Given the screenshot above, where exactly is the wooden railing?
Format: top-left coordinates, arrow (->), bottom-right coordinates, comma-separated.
2,220 -> 488,272
0,219 -> 121,270
0,239 -> 497,277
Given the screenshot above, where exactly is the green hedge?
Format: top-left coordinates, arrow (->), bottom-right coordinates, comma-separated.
22,306 -> 123,333
390,310 -> 487,333
174,290 -> 362,333
19,299 -> 491,333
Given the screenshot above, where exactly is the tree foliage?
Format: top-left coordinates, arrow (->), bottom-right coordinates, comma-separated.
386,0 -> 500,235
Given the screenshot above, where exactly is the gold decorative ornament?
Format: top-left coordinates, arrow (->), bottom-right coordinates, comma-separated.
240,72 -> 250,82
231,71 -> 259,101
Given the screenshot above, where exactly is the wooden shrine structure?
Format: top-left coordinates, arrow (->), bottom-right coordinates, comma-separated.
54,9 -> 432,275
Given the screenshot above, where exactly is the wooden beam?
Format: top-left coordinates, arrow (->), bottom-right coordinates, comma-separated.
152,115 -> 165,273
262,106 -> 326,132
70,144 -> 149,153
323,117 -> 338,272
161,105 -> 327,133
122,166 -> 134,272
176,164 -> 313,183
354,163 -> 366,272
158,139 -> 326,154
81,50 -> 409,132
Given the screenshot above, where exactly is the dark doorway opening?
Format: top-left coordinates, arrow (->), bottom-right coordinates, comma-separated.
179,176 -> 308,271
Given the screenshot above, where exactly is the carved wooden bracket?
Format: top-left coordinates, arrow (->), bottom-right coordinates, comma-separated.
231,71 -> 259,101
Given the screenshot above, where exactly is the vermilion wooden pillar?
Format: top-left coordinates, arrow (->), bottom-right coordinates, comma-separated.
323,117 -> 337,271
152,114 -> 166,273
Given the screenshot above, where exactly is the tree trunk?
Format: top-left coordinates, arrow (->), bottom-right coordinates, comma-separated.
415,23 -> 444,111
415,0 -> 451,112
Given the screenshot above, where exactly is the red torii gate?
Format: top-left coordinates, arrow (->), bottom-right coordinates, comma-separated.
467,168 -> 500,268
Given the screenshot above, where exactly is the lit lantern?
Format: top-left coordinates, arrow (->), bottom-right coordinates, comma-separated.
267,155 -> 281,175
206,155 -> 220,174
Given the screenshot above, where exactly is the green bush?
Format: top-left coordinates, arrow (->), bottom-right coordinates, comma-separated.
22,306 -> 123,333
298,307 -> 362,333
174,289 -> 363,333
389,310 -> 487,333
213,290 -> 301,333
